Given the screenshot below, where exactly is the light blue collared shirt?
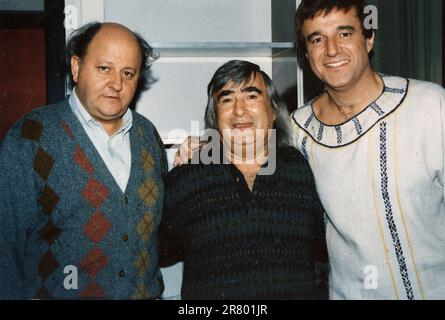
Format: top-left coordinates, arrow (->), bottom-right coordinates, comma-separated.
69,88 -> 132,192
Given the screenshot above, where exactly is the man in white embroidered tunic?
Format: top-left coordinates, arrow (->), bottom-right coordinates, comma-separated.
292,0 -> 445,299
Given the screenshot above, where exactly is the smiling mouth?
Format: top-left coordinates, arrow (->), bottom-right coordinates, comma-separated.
325,60 -> 350,68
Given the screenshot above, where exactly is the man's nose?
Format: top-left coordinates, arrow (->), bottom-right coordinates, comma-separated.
109,72 -> 123,91
233,97 -> 246,116
326,37 -> 340,57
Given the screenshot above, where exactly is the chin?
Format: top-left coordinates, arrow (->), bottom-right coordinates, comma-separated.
325,77 -> 353,90
101,106 -> 126,116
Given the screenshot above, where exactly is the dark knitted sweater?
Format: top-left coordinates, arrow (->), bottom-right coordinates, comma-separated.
159,146 -> 326,299
0,99 -> 167,299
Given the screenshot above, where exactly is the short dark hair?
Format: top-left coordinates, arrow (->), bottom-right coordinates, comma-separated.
295,0 -> 374,53
204,60 -> 294,147
65,22 -> 157,88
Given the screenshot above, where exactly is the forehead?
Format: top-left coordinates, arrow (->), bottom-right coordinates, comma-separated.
302,7 -> 360,34
218,73 -> 267,92
85,27 -> 140,61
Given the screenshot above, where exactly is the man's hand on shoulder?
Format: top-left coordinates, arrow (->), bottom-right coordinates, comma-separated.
173,135 -> 207,167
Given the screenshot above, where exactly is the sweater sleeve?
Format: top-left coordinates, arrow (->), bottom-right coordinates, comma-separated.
158,170 -> 185,268
0,123 -> 40,299
311,179 -> 329,299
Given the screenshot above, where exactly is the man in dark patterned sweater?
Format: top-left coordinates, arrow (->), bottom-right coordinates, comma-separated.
159,60 -> 327,299
0,22 -> 167,299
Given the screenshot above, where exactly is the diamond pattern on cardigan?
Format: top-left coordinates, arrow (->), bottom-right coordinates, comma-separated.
82,178 -> 109,209
73,145 -> 94,176
38,185 -> 60,215
80,247 -> 108,277
38,250 -> 60,281
79,280 -> 106,299
83,211 -> 112,243
132,282 -> 150,300
34,147 -> 55,180
134,250 -> 149,277
137,127 -> 145,138
38,220 -> 62,245
136,212 -> 154,242
141,149 -> 155,173
61,121 -> 74,140
138,180 -> 158,208
21,118 -> 43,141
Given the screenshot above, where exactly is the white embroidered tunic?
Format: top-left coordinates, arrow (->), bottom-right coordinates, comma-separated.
291,75 -> 445,299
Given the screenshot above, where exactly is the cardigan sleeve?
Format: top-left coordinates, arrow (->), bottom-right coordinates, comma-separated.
0,123 -> 40,299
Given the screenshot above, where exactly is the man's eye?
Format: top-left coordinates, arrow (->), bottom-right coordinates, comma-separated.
98,66 -> 110,72
340,32 -> 352,38
312,38 -> 323,44
221,98 -> 232,104
247,94 -> 258,100
122,71 -> 135,79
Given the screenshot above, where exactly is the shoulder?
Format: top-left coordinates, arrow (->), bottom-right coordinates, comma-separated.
290,100 -> 316,128
407,78 -> 445,98
166,160 -> 216,184
276,145 -> 303,160
274,146 -> 318,192
276,146 -> 310,169
25,99 -> 69,121
131,111 -> 165,152
132,111 -> 158,133
399,77 -> 445,114
1,100 -> 68,145
16,100 -> 68,126
382,74 -> 445,102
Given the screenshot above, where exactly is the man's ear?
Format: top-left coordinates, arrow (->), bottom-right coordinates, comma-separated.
271,109 -> 276,122
71,56 -> 81,83
366,31 -> 376,53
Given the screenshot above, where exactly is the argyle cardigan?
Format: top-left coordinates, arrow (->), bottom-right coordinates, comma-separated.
0,98 -> 167,299
159,146 -> 326,299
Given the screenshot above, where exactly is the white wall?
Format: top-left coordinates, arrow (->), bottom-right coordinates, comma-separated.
104,0 -> 274,144
105,0 -> 271,42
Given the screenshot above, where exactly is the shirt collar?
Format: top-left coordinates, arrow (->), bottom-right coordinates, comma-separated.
69,87 -> 133,136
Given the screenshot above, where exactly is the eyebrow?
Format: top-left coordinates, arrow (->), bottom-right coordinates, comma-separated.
216,86 -> 262,99
306,25 -> 356,41
217,90 -> 235,99
338,25 -> 356,32
97,61 -> 138,71
241,86 -> 262,94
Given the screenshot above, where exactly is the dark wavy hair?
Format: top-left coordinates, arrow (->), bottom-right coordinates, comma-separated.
204,60 -> 294,147
295,0 -> 374,53
65,22 -> 157,92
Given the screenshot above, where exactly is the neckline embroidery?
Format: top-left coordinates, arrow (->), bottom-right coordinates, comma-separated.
293,75 -> 409,148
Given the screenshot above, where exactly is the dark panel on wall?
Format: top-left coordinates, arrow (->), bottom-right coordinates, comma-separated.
44,0 -> 66,105
0,0 -> 65,140
0,28 -> 47,139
